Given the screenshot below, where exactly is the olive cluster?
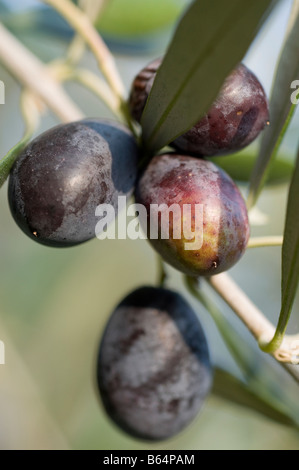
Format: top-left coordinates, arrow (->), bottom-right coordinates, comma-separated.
7,58 -> 269,440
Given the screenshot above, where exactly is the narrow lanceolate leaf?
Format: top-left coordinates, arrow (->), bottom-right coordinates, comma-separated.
212,368 -> 298,428
248,0 -> 299,208
280,150 -> 299,335
0,134 -> 31,188
141,0 -> 276,153
208,152 -> 294,184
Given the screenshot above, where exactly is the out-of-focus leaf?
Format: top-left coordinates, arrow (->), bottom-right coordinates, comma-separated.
96,0 -> 191,36
185,276 -> 259,378
208,152 -> 294,184
141,0 -> 277,153
212,368 -> 298,428
0,2 -> 9,14
248,0 -> 299,208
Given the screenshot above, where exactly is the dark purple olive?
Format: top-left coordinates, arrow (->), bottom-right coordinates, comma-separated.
8,119 -> 138,247
129,59 -> 269,156
97,286 -> 212,441
129,57 -> 162,123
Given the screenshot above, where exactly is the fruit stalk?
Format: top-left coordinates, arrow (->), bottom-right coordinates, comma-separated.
207,273 -> 299,375
208,273 -> 275,341
247,236 -> 284,248
157,256 -> 167,287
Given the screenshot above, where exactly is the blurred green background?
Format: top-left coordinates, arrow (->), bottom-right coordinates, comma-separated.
0,0 -> 299,450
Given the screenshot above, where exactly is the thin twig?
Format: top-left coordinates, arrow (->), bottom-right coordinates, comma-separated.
208,273 -> 275,340
50,63 -> 122,119
157,256 -> 167,288
66,0 -> 107,65
207,273 -> 299,371
42,0 -> 126,103
186,274 -> 299,384
247,236 -> 283,249
0,23 -> 84,122
185,276 -> 259,378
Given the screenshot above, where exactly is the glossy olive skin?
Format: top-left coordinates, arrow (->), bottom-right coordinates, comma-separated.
129,59 -> 269,156
135,153 -> 250,277
172,64 -> 269,156
8,119 -> 138,247
97,286 -> 212,441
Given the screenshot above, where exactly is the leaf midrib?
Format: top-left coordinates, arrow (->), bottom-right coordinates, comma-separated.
145,0 -> 265,149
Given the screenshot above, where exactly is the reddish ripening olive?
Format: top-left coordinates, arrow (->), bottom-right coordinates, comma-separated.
129,58 -> 269,156
135,153 -> 250,277
97,286 -> 212,441
8,119 -> 138,247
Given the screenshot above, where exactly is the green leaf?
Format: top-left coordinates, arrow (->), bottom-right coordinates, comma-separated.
96,0 -> 191,36
247,1 -> 299,208
141,0 -> 277,153
0,134 -> 31,188
212,368 -> 298,428
207,151 -> 294,184
281,150 -> 299,332
261,148 -> 299,353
